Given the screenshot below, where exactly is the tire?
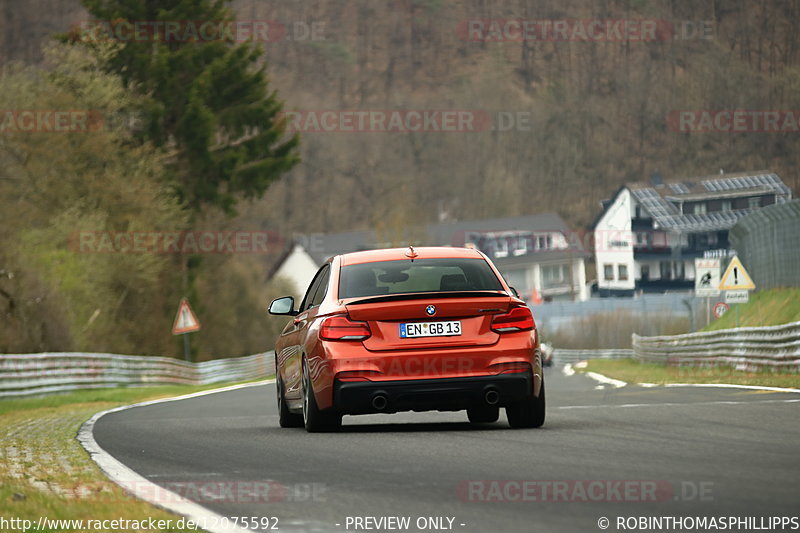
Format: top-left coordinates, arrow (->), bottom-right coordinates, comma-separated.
506,379 -> 546,429
301,361 -> 342,433
276,374 -> 303,428
467,406 -> 500,423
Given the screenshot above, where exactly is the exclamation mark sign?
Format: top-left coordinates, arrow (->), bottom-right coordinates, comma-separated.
733,267 -> 739,285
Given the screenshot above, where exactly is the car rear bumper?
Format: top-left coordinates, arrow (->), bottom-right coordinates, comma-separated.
333,372 -> 532,415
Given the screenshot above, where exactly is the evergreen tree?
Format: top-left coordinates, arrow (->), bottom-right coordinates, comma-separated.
73,0 -> 299,215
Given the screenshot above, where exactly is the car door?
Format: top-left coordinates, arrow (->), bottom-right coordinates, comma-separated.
279,264 -> 330,400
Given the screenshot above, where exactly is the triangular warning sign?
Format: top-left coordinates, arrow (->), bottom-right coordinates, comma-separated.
718,256 -> 756,290
172,298 -> 201,335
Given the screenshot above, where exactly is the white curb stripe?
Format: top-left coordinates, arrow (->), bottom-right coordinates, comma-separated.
566,369 -> 800,395
558,398 -> 800,409
584,372 -> 627,388
662,383 -> 800,394
77,380 -> 274,533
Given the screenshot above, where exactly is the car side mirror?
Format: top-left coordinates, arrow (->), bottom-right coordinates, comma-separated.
268,296 -> 298,316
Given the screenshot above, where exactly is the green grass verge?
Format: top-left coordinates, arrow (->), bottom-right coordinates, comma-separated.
0,379 -> 272,532
579,359 -> 800,388
703,288 -> 800,331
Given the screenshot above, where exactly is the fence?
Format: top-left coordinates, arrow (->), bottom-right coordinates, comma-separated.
730,200 -> 800,290
633,321 -> 800,371
0,351 -> 275,398
532,292 -> 698,331
552,348 -> 634,365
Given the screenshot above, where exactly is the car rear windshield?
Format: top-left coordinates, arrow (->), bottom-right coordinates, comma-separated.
338,258 -> 505,298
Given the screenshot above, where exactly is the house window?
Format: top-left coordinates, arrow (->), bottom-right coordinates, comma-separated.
721,200 -> 732,212
494,238 -> 508,258
603,264 -> 614,281
693,203 -> 707,215
748,197 -> 760,209
693,233 -> 709,248
674,261 -> 685,280
542,264 -> 568,287
636,232 -> 655,248
513,236 -> 528,256
660,261 -> 672,280
640,264 -> 650,281
618,264 -> 629,281
536,234 -> 552,251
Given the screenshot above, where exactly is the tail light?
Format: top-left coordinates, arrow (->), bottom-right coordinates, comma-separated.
491,306 -> 534,333
490,362 -> 532,374
320,315 -> 371,341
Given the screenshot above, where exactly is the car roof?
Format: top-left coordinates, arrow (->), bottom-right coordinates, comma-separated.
339,246 -> 485,266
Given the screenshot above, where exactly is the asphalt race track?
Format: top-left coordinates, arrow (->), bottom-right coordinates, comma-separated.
93,368 -> 800,533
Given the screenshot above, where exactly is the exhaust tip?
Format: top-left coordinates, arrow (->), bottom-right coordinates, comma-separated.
484,389 -> 500,406
372,394 -> 388,411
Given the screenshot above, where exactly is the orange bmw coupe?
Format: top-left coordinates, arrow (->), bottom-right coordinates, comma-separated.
268,246 -> 545,432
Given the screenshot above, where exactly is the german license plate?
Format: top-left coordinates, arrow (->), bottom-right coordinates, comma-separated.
399,321 -> 462,338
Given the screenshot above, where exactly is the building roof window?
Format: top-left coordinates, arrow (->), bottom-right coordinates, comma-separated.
536,234 -> 552,251
513,236 -> 528,256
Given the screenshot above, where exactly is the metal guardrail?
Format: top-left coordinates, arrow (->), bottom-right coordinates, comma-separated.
5,322 -> 797,398
0,351 -> 275,398
633,321 -> 800,371
553,348 -> 634,364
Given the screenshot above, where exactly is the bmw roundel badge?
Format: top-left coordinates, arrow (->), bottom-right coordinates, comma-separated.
425,305 -> 436,316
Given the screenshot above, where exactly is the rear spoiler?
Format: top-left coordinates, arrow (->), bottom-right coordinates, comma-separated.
344,291 -> 511,306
